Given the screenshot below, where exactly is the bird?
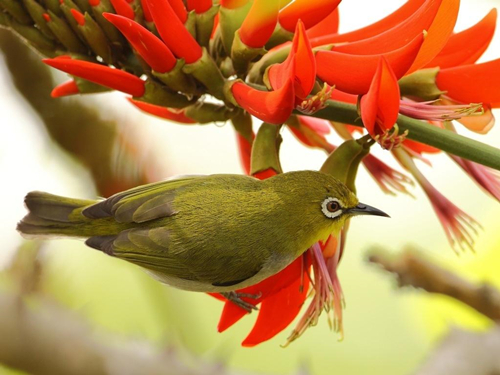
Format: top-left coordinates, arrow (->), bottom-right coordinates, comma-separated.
17,170 -> 388,310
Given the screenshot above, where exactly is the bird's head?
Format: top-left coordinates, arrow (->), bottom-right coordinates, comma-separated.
268,171 -> 389,243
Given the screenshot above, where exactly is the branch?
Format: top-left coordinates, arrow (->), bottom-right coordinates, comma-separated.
367,248 -> 500,322
303,100 -> 500,171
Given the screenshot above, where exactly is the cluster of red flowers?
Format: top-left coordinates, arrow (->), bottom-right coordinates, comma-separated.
3,0 -> 500,346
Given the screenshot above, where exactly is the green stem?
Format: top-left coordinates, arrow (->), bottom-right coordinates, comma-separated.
306,100 -> 500,171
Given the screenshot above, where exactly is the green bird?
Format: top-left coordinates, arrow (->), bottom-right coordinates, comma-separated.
17,170 -> 387,310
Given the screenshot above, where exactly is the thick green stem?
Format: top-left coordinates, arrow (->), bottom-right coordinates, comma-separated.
306,100 -> 500,171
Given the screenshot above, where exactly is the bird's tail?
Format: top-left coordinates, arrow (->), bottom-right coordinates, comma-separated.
17,191 -> 99,238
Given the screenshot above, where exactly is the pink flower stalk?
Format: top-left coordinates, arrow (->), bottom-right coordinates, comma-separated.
395,148 -> 481,253
363,154 -> 415,196
451,156 -> 500,202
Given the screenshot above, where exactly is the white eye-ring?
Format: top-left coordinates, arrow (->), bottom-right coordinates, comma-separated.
321,197 -> 343,219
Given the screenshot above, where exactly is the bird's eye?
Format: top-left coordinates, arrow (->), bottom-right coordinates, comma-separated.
327,201 -> 340,212
321,198 -> 343,219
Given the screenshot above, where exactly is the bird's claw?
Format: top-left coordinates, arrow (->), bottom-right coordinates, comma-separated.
221,291 -> 262,313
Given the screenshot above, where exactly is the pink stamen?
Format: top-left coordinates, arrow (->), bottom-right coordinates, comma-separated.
451,156 -> 500,202
399,99 -> 483,121
284,240 -> 344,346
394,148 -> 481,253
363,153 -> 415,196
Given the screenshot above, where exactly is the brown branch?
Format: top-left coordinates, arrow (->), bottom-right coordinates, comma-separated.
367,247 -> 500,322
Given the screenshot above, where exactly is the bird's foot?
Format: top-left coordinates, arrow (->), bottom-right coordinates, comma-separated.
221,291 -> 262,313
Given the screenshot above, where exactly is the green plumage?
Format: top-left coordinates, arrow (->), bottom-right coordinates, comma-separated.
18,171 -> 363,292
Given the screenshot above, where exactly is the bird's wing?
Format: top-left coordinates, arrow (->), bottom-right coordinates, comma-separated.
82,176 -> 203,223
86,227 -> 263,288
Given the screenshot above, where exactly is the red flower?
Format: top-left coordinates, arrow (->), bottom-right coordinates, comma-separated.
316,33 -> 424,95
360,57 -> 402,149
145,0 -> 202,63
230,79 -> 295,125
43,56 -> 146,97
103,13 -> 177,73
278,0 -> 341,33
238,0 -> 280,48
128,99 -> 196,124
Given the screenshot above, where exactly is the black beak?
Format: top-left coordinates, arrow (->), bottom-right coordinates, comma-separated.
346,203 -> 390,218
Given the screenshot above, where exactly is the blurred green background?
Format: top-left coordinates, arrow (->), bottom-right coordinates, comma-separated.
1,0 -> 500,374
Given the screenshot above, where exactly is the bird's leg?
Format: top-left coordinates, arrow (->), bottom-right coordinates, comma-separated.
221,291 -> 262,313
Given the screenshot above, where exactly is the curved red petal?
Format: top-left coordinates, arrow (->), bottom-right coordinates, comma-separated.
187,0 -> 212,13
141,0 -> 153,22
168,0 -> 187,23
306,7 -> 339,38
128,98 -> 195,123
311,0 -> 426,46
253,168 -> 278,180
103,13 -> 176,73
70,9 -> 85,25
239,0 -> 280,48
329,0 -> 441,54
360,57 -> 400,136
110,0 -> 135,19
231,80 -> 295,124
146,0 -> 202,63
51,80 -> 80,97
217,255 -> 308,332
241,273 -> 309,347
278,0 -> 341,32
425,9 -> 497,69
267,20 -> 315,99
406,0 -> 460,73
436,58 -> 500,104
43,58 -> 145,97
316,33 -> 424,95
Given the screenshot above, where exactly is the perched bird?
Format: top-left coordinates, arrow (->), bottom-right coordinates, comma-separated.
17,170 -> 388,310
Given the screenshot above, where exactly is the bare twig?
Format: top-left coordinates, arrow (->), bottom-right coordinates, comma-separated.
367,247 -> 500,322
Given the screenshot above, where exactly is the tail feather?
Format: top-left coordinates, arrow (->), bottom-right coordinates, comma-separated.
17,192 -> 98,238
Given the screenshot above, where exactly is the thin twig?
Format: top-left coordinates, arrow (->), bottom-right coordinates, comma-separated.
367,247 -> 500,322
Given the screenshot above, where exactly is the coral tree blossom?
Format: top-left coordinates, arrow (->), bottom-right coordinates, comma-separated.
10,0 -> 500,347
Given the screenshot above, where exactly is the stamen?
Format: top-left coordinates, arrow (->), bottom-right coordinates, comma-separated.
399,99 -> 483,121
297,83 -> 334,115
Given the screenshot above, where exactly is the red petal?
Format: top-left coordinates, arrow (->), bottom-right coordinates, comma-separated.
70,9 -> 85,26
404,138 -> 441,154
316,33 -> 424,95
51,80 -> 80,97
360,57 -> 400,136
242,271 -> 309,347
425,9 -> 497,69
278,0 -> 341,32
231,80 -> 295,124
103,13 -> 176,73
329,89 -> 357,104
128,98 -> 196,123
146,0 -> 202,63
43,57 -> 145,97
457,104 -> 495,134
328,0 -> 440,54
267,20 -> 315,99
220,0 -> 250,9
253,169 -> 278,180
110,0 -> 135,19
436,59 -> 500,105
239,0 -> 280,48
306,7 -> 339,38
311,0 -> 426,46
217,254 -> 308,332
406,0 -> 460,73
141,0 -> 153,22
168,0 -> 187,23
186,0 -> 212,13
